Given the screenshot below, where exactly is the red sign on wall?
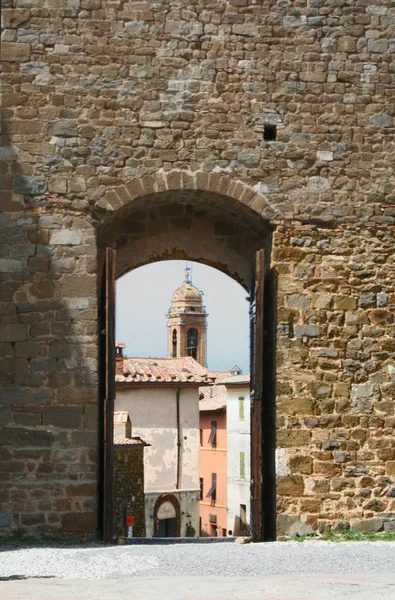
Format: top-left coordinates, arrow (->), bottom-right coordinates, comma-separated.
126,515 -> 135,526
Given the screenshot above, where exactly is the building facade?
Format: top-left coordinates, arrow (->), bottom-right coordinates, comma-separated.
113,411 -> 148,538
115,354 -> 210,537
1,0 -> 395,539
199,389 -> 228,537
222,375 -> 251,537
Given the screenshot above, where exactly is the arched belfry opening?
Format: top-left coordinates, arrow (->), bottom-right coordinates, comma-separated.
97,177 -> 276,544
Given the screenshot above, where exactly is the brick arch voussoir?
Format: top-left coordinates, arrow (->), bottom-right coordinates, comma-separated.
94,170 -> 279,220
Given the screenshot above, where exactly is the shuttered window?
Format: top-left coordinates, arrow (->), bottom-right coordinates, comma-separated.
208,420 -> 217,446
206,473 -> 217,503
239,397 -> 245,421
240,452 -> 245,478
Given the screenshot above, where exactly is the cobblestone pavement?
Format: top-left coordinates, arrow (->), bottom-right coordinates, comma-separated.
1,541 -> 395,599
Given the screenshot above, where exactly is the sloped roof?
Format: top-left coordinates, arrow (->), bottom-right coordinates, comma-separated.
114,436 -> 150,447
220,373 -> 250,385
199,384 -> 227,411
116,356 -> 214,385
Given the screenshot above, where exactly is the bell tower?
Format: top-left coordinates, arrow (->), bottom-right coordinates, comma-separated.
167,268 -> 208,367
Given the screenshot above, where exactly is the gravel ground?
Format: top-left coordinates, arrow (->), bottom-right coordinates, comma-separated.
1,540 -> 395,580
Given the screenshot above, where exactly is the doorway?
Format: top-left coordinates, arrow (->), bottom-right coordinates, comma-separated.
98,182 -> 277,543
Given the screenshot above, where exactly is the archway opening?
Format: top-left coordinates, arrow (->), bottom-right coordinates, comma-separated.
97,186 -> 276,543
114,259 -> 251,539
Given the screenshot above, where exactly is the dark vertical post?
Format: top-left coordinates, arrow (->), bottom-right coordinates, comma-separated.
262,268 -> 277,541
250,249 -> 264,541
101,247 -> 116,543
250,251 -> 277,542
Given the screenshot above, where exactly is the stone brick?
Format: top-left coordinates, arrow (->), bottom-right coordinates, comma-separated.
46,120 -> 78,137
0,324 -> 28,343
277,475 -> 304,496
2,42 -> 30,61
13,175 -> 47,195
43,406 -> 83,428
61,512 -> 96,532
2,9 -> 31,28
288,455 -> 313,474
350,518 -> 383,533
294,325 -> 320,339
50,229 -> 82,245
277,430 -> 311,448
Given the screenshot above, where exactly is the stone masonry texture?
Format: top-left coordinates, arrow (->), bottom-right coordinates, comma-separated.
0,0 -> 394,537
113,446 -> 146,538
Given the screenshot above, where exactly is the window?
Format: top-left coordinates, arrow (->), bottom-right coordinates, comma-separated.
172,329 -> 177,357
239,397 -> 244,421
208,420 -> 217,446
187,328 -> 198,360
240,452 -> 245,478
200,477 -> 204,500
240,504 -> 247,525
264,123 -> 277,141
199,428 -> 203,446
206,473 -> 217,504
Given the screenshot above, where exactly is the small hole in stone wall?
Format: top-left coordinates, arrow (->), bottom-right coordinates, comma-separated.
263,124 -> 277,141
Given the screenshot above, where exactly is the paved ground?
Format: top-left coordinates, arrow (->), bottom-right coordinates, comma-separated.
1,541 -> 395,599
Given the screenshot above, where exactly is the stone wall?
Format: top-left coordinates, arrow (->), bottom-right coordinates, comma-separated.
113,445 -> 146,538
275,224 -> 395,534
1,0 -> 394,537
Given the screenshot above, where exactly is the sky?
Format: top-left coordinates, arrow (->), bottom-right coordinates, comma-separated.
116,260 -> 250,373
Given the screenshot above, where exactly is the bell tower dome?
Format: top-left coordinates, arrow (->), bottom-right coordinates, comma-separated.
167,268 -> 208,367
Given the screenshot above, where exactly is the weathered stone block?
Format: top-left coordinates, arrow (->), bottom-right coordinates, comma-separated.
164,21 -> 203,36
0,259 -> 24,273
0,514 -> 11,527
350,518 -> 383,533
43,406 -> 83,428
2,42 -> 30,61
13,175 -> 47,196
277,474 -> 304,496
288,455 -> 313,474
334,296 -> 357,310
277,430 -> 311,447
294,325 -> 320,338
287,294 -> 309,309
61,512 -> 96,532
2,9 -> 30,28
0,325 -> 28,343
50,229 -> 82,246
46,120 -> 78,137
233,24 -> 258,36
370,114 -> 392,128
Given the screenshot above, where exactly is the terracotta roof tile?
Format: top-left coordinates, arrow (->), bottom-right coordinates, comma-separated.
116,356 -> 214,385
219,373 -> 250,385
114,436 -> 150,446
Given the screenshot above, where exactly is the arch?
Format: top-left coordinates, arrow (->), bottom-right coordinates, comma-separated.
153,493 -> 181,538
172,329 -> 177,357
97,184 -> 273,289
187,328 -> 198,360
95,170 -> 280,221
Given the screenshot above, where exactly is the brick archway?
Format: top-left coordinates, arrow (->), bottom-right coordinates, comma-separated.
96,173 -> 275,289
95,170 -> 280,221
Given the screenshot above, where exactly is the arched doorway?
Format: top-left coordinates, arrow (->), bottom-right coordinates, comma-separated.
153,494 -> 181,538
97,173 -> 277,544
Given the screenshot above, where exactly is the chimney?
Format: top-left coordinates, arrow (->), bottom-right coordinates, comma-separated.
115,341 -> 126,377
114,411 -> 132,439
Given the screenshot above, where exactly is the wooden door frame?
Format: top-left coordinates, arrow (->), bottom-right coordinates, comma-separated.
250,250 -> 277,542
99,247 -> 116,543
